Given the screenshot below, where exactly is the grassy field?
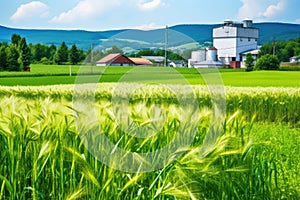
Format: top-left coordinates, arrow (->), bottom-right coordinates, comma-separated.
0,64 -> 299,199
0,64 -> 299,87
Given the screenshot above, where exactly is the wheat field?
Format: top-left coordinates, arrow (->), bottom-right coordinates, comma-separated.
0,84 -> 299,199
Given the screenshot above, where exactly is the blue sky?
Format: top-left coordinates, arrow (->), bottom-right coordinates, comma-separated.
0,0 -> 299,30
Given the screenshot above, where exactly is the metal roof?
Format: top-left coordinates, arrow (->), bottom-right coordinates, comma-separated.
96,53 -> 123,64
129,57 -> 153,65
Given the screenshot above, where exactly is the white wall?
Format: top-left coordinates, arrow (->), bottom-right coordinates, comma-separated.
213,26 -> 238,38
213,37 -> 237,63
237,28 -> 258,39
96,63 -> 107,66
213,25 -> 258,64
191,50 -> 206,62
236,38 -> 257,60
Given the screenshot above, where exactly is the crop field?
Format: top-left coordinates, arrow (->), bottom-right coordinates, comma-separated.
0,64 -> 300,87
0,64 -> 299,199
0,82 -> 299,199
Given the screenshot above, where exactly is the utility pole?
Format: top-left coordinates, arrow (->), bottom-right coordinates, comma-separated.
90,43 -> 93,74
164,25 -> 168,67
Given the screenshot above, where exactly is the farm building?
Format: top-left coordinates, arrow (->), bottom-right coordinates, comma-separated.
141,56 -> 165,65
169,60 -> 186,67
129,57 -> 153,66
96,53 -> 135,66
213,19 -> 259,67
96,53 -> 154,66
189,19 -> 259,68
240,49 -> 260,68
188,47 -> 223,68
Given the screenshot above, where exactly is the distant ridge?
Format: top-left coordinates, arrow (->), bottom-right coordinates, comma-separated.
1,22 -> 300,51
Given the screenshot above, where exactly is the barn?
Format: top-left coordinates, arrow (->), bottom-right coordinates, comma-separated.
96,53 -> 135,66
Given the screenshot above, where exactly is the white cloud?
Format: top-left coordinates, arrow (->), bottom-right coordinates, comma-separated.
10,1 -> 49,23
50,0 -> 165,26
136,22 -> 162,30
238,0 -> 287,21
237,0 -> 262,20
138,0 -> 164,11
263,1 -> 286,18
51,0 -> 121,23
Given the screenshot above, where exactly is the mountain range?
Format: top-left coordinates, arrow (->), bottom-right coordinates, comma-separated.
1,23 -> 300,52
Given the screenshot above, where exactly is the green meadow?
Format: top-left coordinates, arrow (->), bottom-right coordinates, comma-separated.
0,64 -> 299,87
0,64 -> 299,199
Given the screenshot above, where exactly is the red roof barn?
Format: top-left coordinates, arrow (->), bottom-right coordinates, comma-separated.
96,53 -> 135,66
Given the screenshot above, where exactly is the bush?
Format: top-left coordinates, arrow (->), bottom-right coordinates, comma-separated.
255,54 -> 280,70
245,53 -> 255,72
40,57 -> 51,65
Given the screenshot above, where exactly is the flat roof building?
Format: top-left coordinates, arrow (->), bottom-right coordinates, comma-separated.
213,19 -> 259,66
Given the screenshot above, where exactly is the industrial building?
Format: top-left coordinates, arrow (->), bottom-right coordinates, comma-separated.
189,19 -> 259,68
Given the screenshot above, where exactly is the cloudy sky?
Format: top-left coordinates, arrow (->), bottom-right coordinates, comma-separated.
1,0 -> 299,30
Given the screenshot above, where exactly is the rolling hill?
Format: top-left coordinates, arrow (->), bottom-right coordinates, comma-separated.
1,22 -> 300,52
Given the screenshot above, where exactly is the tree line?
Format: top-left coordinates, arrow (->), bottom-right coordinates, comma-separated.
259,37 -> 300,62
244,37 -> 300,71
30,42 -> 85,65
0,34 -> 86,71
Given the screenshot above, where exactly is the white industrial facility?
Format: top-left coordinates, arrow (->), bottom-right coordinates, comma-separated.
189,19 -> 259,68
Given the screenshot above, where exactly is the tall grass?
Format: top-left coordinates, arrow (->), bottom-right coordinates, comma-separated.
0,84 -> 299,125
0,84 -> 299,199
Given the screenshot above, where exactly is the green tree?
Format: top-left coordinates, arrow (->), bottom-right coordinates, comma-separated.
32,43 -> 45,62
78,49 -> 86,62
168,51 -> 184,61
69,44 -> 80,65
40,57 -> 51,65
136,49 -> 155,57
19,37 -> 31,70
48,44 -> 57,62
255,54 -> 280,70
0,45 -> 8,70
6,44 -> 21,71
259,43 -> 273,56
54,41 -> 69,64
259,37 -> 300,62
154,49 -> 165,56
11,34 -> 21,46
245,53 -> 255,72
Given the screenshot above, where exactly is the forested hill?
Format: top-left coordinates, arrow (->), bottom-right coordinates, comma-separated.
1,22 -> 300,51
0,25 -> 125,50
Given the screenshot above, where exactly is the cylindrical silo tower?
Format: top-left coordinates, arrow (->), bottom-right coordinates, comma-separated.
191,50 -> 206,62
206,47 -> 218,61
